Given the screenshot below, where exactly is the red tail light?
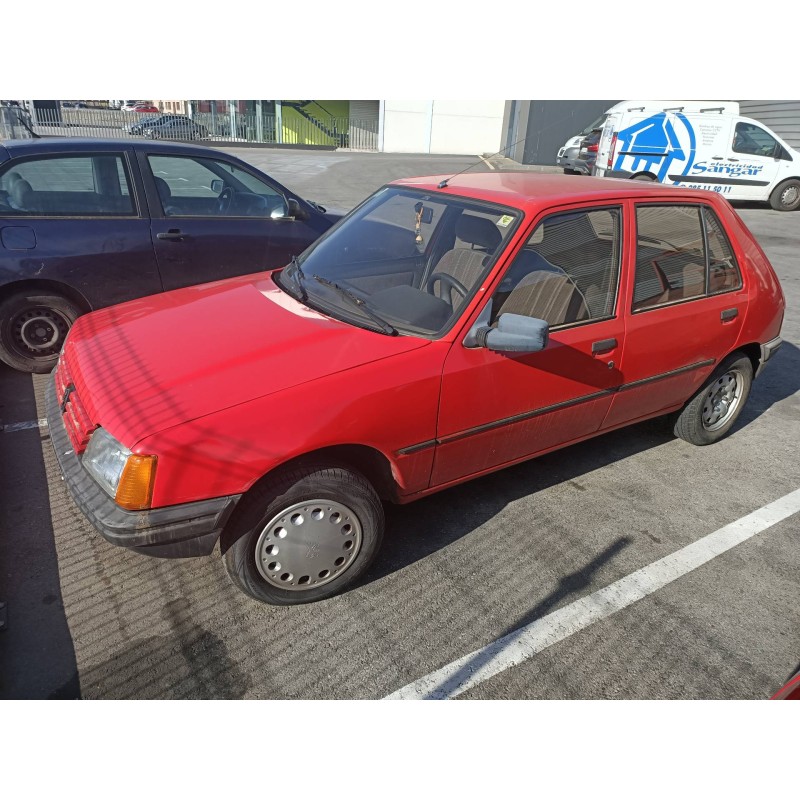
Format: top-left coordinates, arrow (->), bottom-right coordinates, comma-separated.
606,132 -> 618,169
587,142 -> 599,153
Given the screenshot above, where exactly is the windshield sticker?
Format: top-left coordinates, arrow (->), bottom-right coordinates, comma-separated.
498,215 -> 514,227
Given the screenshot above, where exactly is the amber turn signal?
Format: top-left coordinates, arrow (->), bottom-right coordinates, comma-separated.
115,455 -> 157,511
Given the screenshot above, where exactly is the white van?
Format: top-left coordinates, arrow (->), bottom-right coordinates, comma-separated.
593,100 -> 800,211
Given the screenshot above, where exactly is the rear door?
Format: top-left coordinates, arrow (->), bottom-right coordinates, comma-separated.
602,200 -> 748,429
0,150 -> 161,309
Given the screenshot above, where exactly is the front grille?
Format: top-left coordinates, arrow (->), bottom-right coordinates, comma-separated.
54,358 -> 97,454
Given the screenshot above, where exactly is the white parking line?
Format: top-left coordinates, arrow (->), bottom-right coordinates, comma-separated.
385,488 -> 800,700
1,419 -> 48,433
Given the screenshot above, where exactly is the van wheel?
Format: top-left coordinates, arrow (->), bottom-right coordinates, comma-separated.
769,179 -> 800,211
222,464 -> 384,606
673,354 -> 753,446
0,292 -> 81,373
632,173 -> 656,181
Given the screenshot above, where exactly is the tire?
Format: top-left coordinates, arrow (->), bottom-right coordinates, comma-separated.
222,464 -> 385,605
769,179 -> 800,212
632,173 -> 656,181
0,292 -> 81,373
673,353 -> 753,446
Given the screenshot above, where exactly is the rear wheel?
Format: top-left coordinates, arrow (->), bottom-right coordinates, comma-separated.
632,173 -> 656,181
222,464 -> 384,605
0,291 -> 81,373
769,179 -> 800,211
673,353 -> 753,445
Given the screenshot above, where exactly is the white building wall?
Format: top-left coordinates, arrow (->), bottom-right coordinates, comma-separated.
381,100 -> 505,155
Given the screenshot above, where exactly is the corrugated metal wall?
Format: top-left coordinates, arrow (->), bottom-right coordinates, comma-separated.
520,101 -> 618,165
739,101 -> 800,148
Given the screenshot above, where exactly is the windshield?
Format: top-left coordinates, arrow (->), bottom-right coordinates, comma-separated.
276,186 -> 521,337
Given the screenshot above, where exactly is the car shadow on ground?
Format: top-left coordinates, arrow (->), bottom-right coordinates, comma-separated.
364,341 -> 800,587
0,365 -> 81,699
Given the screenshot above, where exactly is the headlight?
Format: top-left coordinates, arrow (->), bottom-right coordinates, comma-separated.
83,428 -> 157,510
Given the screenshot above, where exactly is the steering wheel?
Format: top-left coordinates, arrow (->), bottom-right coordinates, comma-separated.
426,272 -> 468,305
216,187 -> 234,215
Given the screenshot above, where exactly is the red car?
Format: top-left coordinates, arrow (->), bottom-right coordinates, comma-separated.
46,174 -> 785,605
134,105 -> 159,113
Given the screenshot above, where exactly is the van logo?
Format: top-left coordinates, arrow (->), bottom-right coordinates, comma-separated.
615,112 -> 697,181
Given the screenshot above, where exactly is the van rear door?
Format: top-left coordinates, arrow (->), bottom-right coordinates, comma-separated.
594,113 -> 621,176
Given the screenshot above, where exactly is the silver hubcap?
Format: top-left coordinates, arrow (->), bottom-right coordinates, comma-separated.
255,499 -> 362,591
702,370 -> 743,431
781,185 -> 799,206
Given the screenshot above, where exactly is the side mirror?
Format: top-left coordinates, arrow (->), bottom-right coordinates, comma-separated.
210,179 -> 225,193
467,312 -> 549,354
287,197 -> 309,221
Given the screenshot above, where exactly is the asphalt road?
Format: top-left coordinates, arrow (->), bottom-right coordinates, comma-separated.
0,151 -> 798,699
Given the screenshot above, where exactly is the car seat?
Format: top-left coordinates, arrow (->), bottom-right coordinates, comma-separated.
431,214 -> 502,307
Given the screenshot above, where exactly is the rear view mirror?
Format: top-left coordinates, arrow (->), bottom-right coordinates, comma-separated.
415,202 -> 434,224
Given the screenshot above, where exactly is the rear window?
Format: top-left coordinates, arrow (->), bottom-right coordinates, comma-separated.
0,155 -> 134,216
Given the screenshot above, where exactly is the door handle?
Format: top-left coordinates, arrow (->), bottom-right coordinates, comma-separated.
720,308 -> 738,322
157,229 -> 185,241
712,156 -> 724,160
592,338 -> 617,354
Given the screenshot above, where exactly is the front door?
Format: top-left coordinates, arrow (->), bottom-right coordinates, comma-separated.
432,205 -> 627,487
143,152 -> 320,291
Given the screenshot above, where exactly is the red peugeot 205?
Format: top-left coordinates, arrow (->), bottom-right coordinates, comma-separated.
46,173 -> 784,605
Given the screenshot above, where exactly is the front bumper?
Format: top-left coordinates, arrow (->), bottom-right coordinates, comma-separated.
45,374 -> 241,558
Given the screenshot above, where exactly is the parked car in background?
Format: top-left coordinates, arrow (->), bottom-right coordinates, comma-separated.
45,173 -> 784,606
556,114 -> 608,174
121,101 -> 142,112
577,128 -> 602,174
0,138 -> 343,372
126,114 -> 208,140
134,104 -> 159,113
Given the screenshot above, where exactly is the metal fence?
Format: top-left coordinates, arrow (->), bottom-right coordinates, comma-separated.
1,105 -> 380,151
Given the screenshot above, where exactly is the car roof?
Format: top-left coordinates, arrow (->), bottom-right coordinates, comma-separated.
391,172 -> 724,213
0,137 -> 214,159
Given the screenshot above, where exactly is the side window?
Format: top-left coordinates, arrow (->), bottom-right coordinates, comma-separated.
491,207 -> 621,328
732,122 -> 779,158
0,155 -> 134,216
148,155 -> 286,218
703,207 -> 742,294
633,206 -> 706,311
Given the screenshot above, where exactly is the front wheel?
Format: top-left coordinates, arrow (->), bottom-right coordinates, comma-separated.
222,464 -> 384,605
769,179 -> 800,212
673,354 -> 753,445
0,291 -> 81,373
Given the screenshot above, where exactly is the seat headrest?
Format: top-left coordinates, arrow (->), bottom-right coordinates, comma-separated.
4,171 -> 24,190
456,214 -> 502,251
153,176 -> 171,199
10,178 -> 33,208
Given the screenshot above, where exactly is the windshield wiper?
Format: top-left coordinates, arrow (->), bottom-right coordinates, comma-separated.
283,255 -> 307,302
311,275 -> 397,336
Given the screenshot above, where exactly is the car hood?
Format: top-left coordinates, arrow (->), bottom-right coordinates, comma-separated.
61,273 -> 431,447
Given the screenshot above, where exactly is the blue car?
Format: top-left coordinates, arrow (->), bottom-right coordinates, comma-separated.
0,138 -> 342,372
